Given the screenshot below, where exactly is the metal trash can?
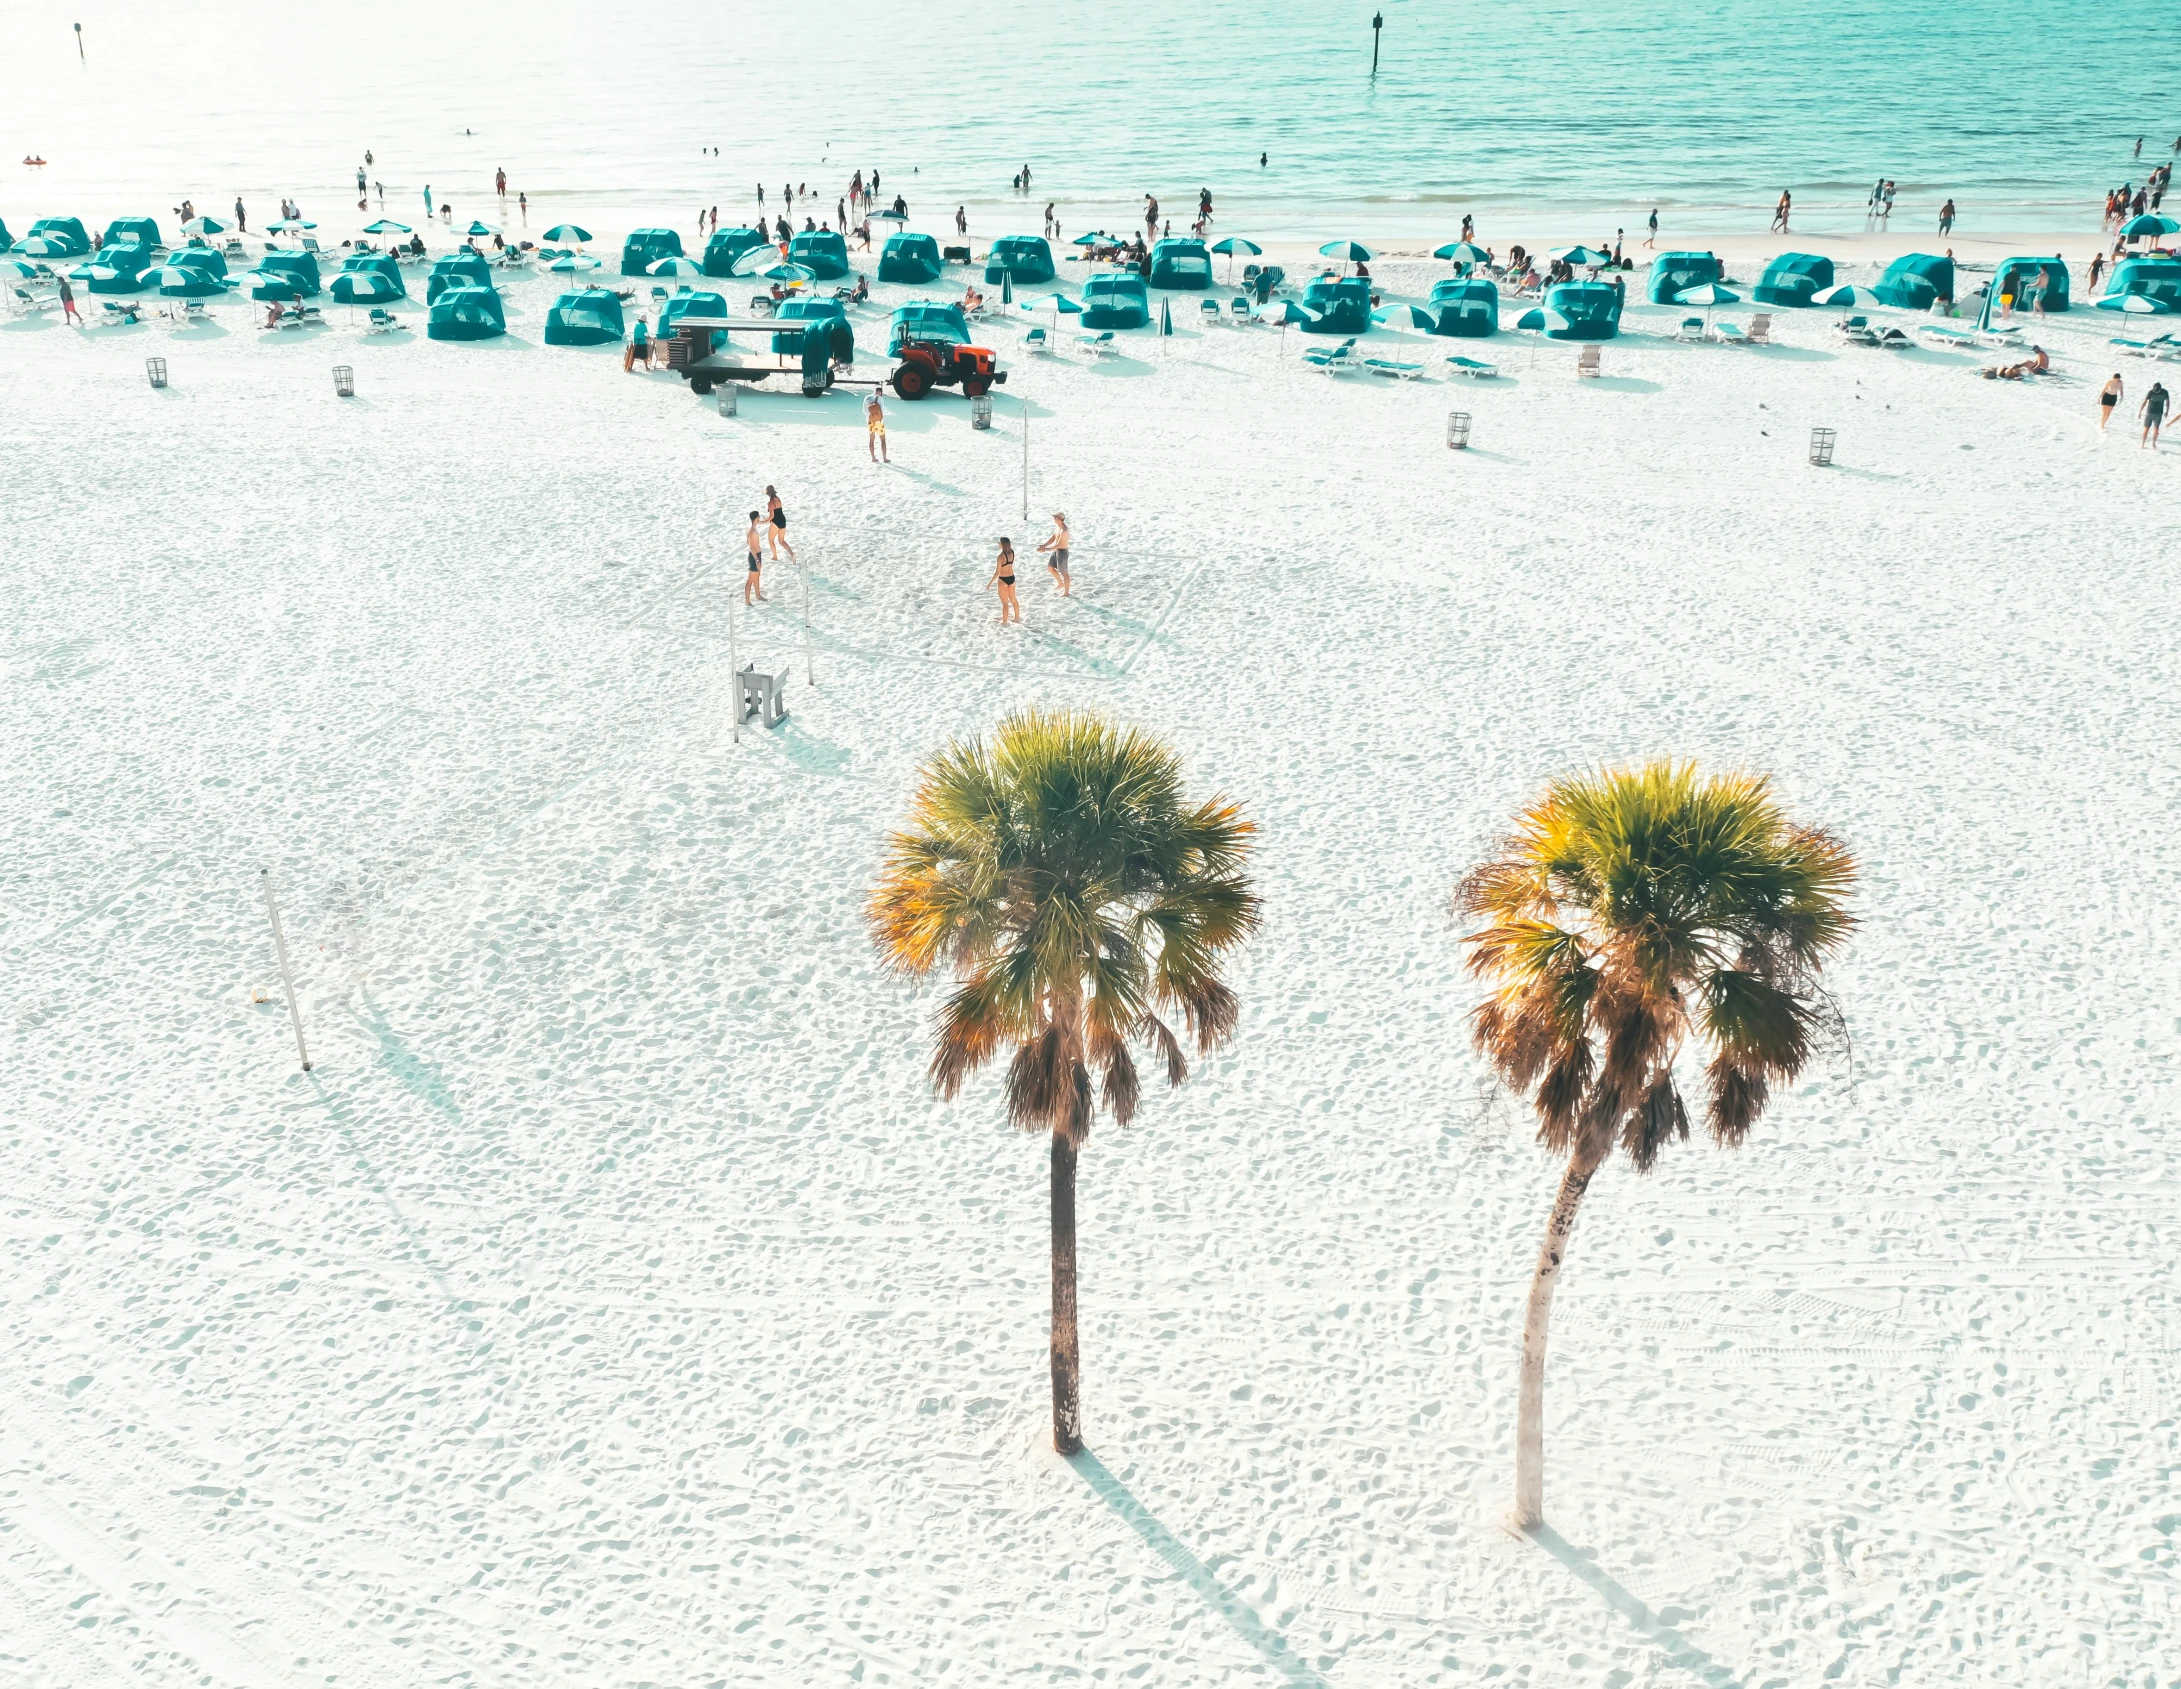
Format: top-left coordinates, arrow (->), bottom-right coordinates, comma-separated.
1447,411 -> 1471,450
717,382 -> 737,416
1809,427 -> 1836,467
145,357 -> 168,389
332,364 -> 355,398
970,392 -> 993,430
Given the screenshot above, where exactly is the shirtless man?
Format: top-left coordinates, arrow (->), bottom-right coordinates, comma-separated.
744,511 -> 768,604
1036,512 -> 1072,596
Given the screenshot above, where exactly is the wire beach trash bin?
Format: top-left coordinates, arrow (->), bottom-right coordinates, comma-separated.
971,392 -> 993,430
332,364 -> 355,397
1447,411 -> 1471,449
1809,426 -> 1836,466
145,356 -> 168,388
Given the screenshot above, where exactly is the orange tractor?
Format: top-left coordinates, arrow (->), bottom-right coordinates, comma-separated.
889,336 -> 1007,401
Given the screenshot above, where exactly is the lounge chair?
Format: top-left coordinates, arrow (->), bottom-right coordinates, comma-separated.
301,235 -> 323,254
747,293 -> 775,316
1076,330 -> 1118,358
1445,354 -> 1499,378
1747,313 -> 1772,344
1302,337 -> 1360,374
366,307 -> 399,333
1199,298 -> 1221,322
1836,315 -> 1879,346
168,299 -> 209,325
1576,345 -> 1601,378
1677,316 -> 1705,342
1024,325 -> 1050,355
1875,326 -> 1912,348
10,286 -> 57,315
99,300 -> 143,324
1229,296 -> 1251,321
1918,323 -> 1977,345
1364,357 -> 1426,379
1712,321 -> 1748,344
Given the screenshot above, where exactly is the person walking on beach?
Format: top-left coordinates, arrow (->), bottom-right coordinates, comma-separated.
988,538 -> 1021,625
744,512 -> 769,604
1771,190 -> 1791,232
2144,382 -> 2170,449
495,167 -> 506,198
1938,198 -> 1956,235
423,184 -> 433,217
58,273 -> 80,324
1644,207 -> 1657,248
1044,201 -> 1056,236
955,205 -> 967,235
1037,512 -> 1072,595
624,315 -> 650,372
764,485 -> 795,562
1461,213 -> 1474,242
2099,372 -> 2123,430
865,389 -> 888,462
2088,252 -> 2105,292
233,196 -> 247,232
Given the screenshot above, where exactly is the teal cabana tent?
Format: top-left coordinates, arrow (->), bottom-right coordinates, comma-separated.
657,290 -> 728,351
154,262 -> 228,299
2103,256 -> 2181,307
1646,250 -> 1723,304
889,300 -> 972,352
1992,255 -> 2070,312
702,226 -> 767,276
1541,280 -> 1623,339
984,234 -> 1057,286
1411,276 -> 1499,337
0,219 -> 12,249
1752,252 -> 1833,306
427,286 -> 507,340
543,288 -> 625,346
1874,252 -> 1953,309
787,229 -> 850,279
331,254 -> 405,303
21,217 -> 90,256
426,249 -> 492,303
168,244 -> 228,278
101,216 -> 161,250
1300,276 -> 1372,333
879,232 -> 943,284
75,245 -> 156,293
1148,238 -> 1213,290
620,227 -> 684,277
1080,271 -> 1150,329
258,250 -> 322,295
771,296 -> 850,355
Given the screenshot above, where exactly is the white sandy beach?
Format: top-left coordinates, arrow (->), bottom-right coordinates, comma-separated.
3,228 -> 2179,1689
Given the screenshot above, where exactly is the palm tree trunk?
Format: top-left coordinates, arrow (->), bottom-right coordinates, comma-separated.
1512,1147 -> 1604,1529
1051,1126 -> 1083,1454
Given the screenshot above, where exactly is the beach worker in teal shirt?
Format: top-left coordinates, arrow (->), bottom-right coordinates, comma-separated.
625,315 -> 650,373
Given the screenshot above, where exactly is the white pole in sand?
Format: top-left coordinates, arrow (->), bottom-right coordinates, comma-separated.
797,555 -> 815,686
260,867 -> 312,1071
725,586 -> 741,745
1021,388 -> 1030,521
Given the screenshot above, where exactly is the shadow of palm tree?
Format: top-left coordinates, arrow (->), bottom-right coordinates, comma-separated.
1070,1448 -> 1328,1686
1529,1524 -> 1749,1688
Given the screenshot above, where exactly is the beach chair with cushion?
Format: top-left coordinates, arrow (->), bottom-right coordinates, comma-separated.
1918,323 -> 1977,346
1576,345 -> 1602,378
1076,329 -> 1118,358
100,300 -> 143,324
1836,315 -> 1879,346
1747,313 -> 1772,344
366,307 -> 399,333
11,285 -> 57,315
1364,356 -> 1426,379
169,299 -> 209,325
1446,354 -> 1499,377
1677,316 -> 1705,342
1712,321 -> 1748,344
1302,338 -> 1360,374
1229,295 -> 1251,321
301,235 -> 323,254
747,293 -> 776,316
1875,326 -> 1912,348
1024,325 -> 1050,355
1199,298 -> 1221,322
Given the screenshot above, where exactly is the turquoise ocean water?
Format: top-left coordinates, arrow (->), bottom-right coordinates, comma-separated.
2,0 -> 2175,241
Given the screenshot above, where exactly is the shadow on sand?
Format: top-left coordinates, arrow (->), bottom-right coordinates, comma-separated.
1529,1524 -> 1750,1688
1071,1448 -> 1328,1686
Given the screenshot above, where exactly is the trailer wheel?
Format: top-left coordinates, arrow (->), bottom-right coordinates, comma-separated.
891,362 -> 931,400
691,376 -> 714,396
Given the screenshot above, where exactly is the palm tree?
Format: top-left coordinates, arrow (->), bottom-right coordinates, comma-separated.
1455,762 -> 1855,1529
869,709 -> 1259,1454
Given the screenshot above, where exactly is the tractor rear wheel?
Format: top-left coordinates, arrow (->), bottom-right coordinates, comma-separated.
892,362 -> 931,400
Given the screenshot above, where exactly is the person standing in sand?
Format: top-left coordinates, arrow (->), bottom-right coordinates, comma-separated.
865,389 -> 888,462
764,485 -> 795,563
2099,373 -> 2123,431
1771,190 -> 1791,232
987,538 -> 1021,625
745,512 -> 769,604
58,273 -> 80,324
1037,513 -> 1072,595
2143,382 -> 2170,449
1939,198 -> 1956,235
1645,208 -> 1657,248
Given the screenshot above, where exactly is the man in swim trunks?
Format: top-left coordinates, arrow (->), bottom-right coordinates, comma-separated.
2143,381 -> 2170,449
1036,512 -> 1071,596
745,511 -> 768,604
865,390 -> 888,462
2100,373 -> 2123,431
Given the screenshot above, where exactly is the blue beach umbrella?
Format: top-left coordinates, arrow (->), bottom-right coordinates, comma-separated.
1434,240 -> 1490,265
2094,292 -> 2173,313
1211,235 -> 1262,280
16,235 -> 70,256
875,208 -> 908,223
1817,284 -> 1876,307
2120,213 -> 2180,240
1019,290 -> 1081,333
1071,231 -> 1102,247
542,223 -> 592,244
154,265 -> 227,298
649,256 -> 704,277
730,244 -> 786,277
1550,244 -> 1613,267
1,256 -> 41,278
362,219 -> 411,235
550,254 -> 603,273
181,215 -> 230,237
1673,282 -> 1740,306
759,262 -> 815,285
463,219 -> 496,238
249,277 -> 301,302
1319,240 -> 1373,262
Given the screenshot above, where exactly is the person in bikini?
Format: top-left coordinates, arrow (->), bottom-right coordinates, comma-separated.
745,511 -> 768,604
1036,512 -> 1071,596
765,485 -> 795,562
987,538 -> 1021,624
